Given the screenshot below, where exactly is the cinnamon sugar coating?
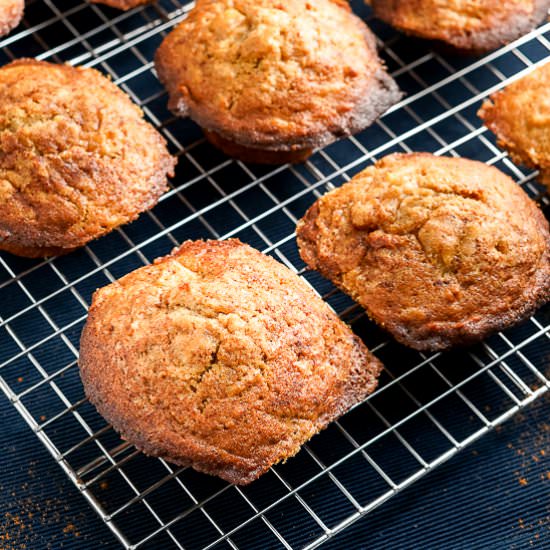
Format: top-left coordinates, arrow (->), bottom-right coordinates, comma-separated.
368,0 -> 550,53
297,153 -> 550,350
0,0 -> 23,37
479,61 -> 550,188
79,239 -> 382,484
0,59 -> 175,257
155,0 -> 401,163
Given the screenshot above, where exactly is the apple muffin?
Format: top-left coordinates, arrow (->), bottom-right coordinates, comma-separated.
79,239 -> 383,484
155,0 -> 401,164
297,153 -> 550,350
0,59 -> 176,258
367,0 -> 550,53
479,61 -> 550,188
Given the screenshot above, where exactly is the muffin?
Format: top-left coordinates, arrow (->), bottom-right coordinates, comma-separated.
0,59 -> 176,258
479,61 -> 550,188
0,0 -> 23,37
91,0 -> 152,10
79,239 -> 383,485
367,0 -> 550,53
155,0 -> 401,164
297,153 -> 550,351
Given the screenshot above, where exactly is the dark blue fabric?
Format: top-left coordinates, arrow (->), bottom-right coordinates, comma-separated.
1,391 -> 547,548
0,395 -> 116,548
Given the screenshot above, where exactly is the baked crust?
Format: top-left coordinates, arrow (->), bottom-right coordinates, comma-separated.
0,0 -> 23,37
0,59 -> 176,258
368,0 -> 550,53
79,239 -> 382,485
202,129 -> 313,164
90,0 -> 152,10
297,153 -> 550,351
155,0 -> 401,162
478,61 -> 550,188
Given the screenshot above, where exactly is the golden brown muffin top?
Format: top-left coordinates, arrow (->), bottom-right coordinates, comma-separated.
297,153 -> 550,350
155,0 -> 399,151
0,59 -> 175,257
0,0 -> 23,37
479,61 -> 550,187
368,0 -> 550,52
79,239 -> 382,484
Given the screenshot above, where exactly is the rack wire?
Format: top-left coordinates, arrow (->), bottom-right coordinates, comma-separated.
0,0 -> 549,548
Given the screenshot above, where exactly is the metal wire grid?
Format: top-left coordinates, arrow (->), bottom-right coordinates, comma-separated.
0,0 -> 549,547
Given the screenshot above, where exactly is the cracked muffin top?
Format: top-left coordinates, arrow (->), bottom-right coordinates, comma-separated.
155,0 -> 401,162
79,239 -> 382,484
479,61 -> 550,188
0,59 -> 176,258
297,153 -> 550,350
367,0 -> 550,53
0,0 -> 23,37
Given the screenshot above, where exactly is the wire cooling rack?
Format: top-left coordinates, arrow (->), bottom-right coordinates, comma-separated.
0,1 -> 549,548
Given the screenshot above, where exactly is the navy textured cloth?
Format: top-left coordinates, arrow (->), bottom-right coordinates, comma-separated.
1,391 -> 547,548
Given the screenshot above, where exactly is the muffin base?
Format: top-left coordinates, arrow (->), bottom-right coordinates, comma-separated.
0,241 -> 79,258
204,130 -> 314,164
90,0 -> 152,10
